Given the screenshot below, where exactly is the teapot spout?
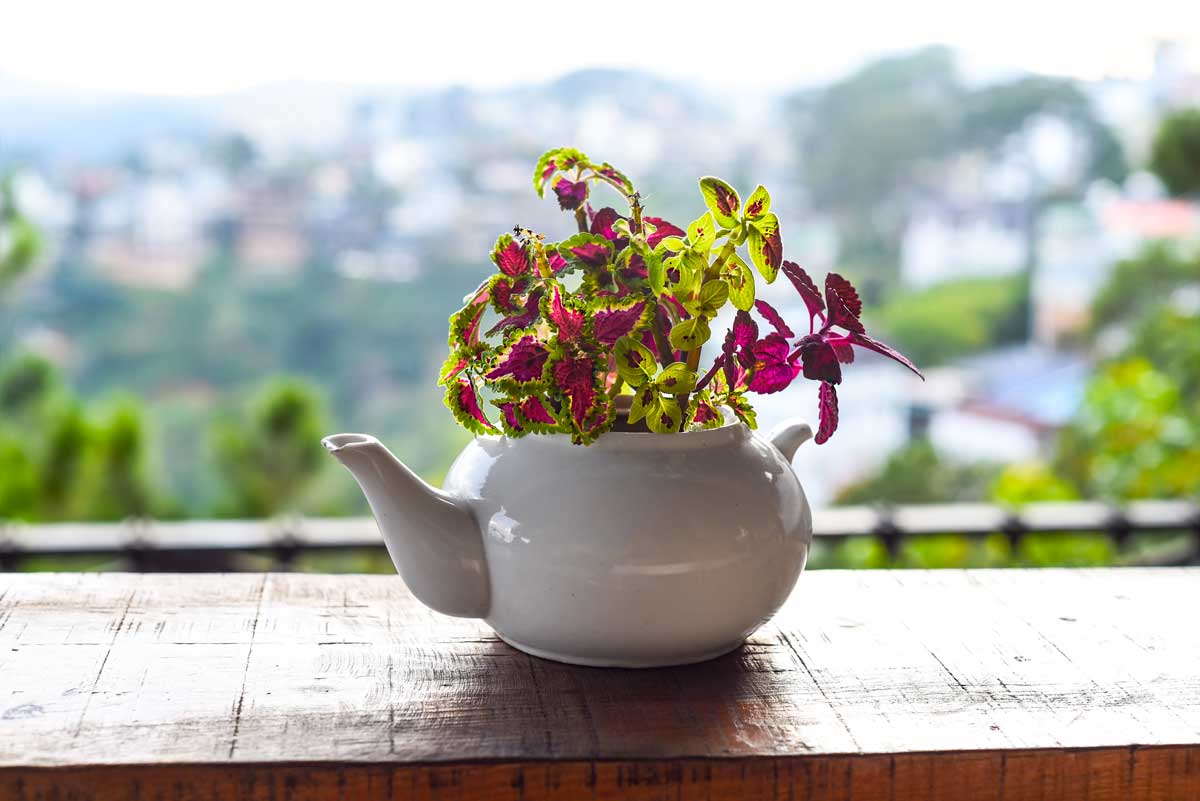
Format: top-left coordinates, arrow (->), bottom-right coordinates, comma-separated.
767,418 -> 813,462
322,434 -> 489,618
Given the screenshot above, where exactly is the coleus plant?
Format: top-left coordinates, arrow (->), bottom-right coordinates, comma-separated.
440,146 -> 922,445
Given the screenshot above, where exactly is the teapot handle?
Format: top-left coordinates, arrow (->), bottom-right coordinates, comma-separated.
767,418 -> 813,462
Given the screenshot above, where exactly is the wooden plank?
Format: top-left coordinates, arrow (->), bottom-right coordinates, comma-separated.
0,569 -> 1198,801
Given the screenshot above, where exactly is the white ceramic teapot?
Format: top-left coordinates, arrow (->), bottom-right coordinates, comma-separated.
323,417 -> 813,667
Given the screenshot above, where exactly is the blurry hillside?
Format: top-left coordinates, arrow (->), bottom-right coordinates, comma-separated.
2,44 -> 1199,519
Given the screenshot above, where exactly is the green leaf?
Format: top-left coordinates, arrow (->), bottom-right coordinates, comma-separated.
726,254 -> 755,311
698,279 -> 729,314
668,316 -> 711,352
699,176 -> 741,229
655,362 -> 697,395
533,149 -> 558,197
725,392 -> 758,430
645,395 -> 683,434
656,236 -> 687,253
628,385 -> 653,425
613,336 -> 657,387
743,185 -> 771,220
687,211 -> 716,253
747,213 -> 782,283
647,250 -> 666,296
675,250 -> 707,300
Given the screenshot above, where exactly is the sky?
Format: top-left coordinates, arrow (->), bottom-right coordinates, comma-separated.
1,0 -> 1198,96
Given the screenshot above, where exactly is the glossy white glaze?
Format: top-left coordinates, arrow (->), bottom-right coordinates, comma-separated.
324,418 -> 813,667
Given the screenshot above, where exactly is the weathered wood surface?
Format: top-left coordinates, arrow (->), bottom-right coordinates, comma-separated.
1,569 -> 1198,800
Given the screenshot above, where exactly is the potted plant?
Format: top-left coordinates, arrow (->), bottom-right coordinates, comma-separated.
324,147 -> 922,667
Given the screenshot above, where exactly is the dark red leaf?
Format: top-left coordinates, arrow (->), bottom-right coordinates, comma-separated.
849,332 -> 924,379
815,382 -> 838,444
486,335 -> 550,382
796,335 -> 842,384
552,178 -> 587,210
754,299 -> 795,339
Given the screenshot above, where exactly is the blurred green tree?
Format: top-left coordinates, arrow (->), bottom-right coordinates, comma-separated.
1053,359 -> 1199,500
211,379 -> 329,517
1149,108 -> 1200,197
0,176 -> 41,295
835,440 -> 1000,505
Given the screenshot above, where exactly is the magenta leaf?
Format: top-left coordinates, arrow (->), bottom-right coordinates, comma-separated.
796,334 -> 843,384
498,401 -> 523,433
553,355 -> 599,429
592,299 -> 649,346
447,378 -> 496,434
570,242 -> 610,267
450,302 -> 488,346
848,332 -> 924,379
486,335 -> 551,383
547,285 -> 586,342
692,399 -> 721,425
781,261 -> 825,322
747,334 -> 800,394
486,289 -> 544,337
493,237 -> 529,277
824,273 -> 864,332
590,207 -> 624,241
548,252 -> 568,273
754,299 -> 795,339
644,216 -> 685,249
491,276 -> 529,314
520,396 -> 557,425
553,177 -> 587,210
815,382 -> 838,444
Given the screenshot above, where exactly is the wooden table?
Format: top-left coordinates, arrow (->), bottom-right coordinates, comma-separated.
1,569 -> 1197,800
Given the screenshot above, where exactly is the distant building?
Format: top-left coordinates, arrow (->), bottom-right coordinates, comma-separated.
901,203 -> 1028,288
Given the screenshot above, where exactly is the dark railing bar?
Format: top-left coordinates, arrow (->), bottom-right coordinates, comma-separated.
0,501 -> 1196,558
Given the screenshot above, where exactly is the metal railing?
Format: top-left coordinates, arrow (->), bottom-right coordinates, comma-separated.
1,500 -> 1197,571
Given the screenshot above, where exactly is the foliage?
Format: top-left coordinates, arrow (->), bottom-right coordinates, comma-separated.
1053,359 -> 1200,500
874,275 -> 1028,366
439,148 -> 922,444
1149,108 -> 1200,197
0,354 -> 158,521
210,379 -> 330,517
834,440 -> 1000,505
0,176 -> 41,294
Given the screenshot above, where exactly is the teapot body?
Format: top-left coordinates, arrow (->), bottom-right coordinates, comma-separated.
444,421 -> 812,667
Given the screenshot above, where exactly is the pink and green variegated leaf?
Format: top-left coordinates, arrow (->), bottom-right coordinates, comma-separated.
490,234 -> 530,277
490,275 -> 530,314
592,298 -> 651,346
747,213 -> 782,282
848,332 -> 924,379
533,147 -> 588,197
552,354 -> 609,439
699,176 -> 741,229
486,288 -> 544,338
824,272 -> 864,332
552,177 -> 587,211
613,335 -> 656,387
438,342 -> 486,386
445,378 -> 496,434
724,391 -> 758,430
547,251 -> 568,273
743,185 -> 771,221
781,261 -> 825,324
815,382 -> 839,444
754,299 -> 795,339
486,335 -> 551,384
557,233 -> 613,270
686,391 -> 723,430
518,395 -> 560,431
644,217 -> 686,249
544,284 -> 587,342
748,334 -> 801,394
449,301 -> 488,347
595,162 -> 633,194
495,400 -> 525,436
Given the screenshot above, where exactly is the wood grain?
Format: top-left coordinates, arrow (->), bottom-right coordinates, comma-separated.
1,569 -> 1198,800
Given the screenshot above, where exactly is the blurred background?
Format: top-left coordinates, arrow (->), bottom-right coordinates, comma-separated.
1,0 -> 1198,570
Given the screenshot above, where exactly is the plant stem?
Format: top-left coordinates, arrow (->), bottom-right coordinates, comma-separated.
651,313 -> 674,370
607,376 -> 625,399
574,206 -> 588,233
